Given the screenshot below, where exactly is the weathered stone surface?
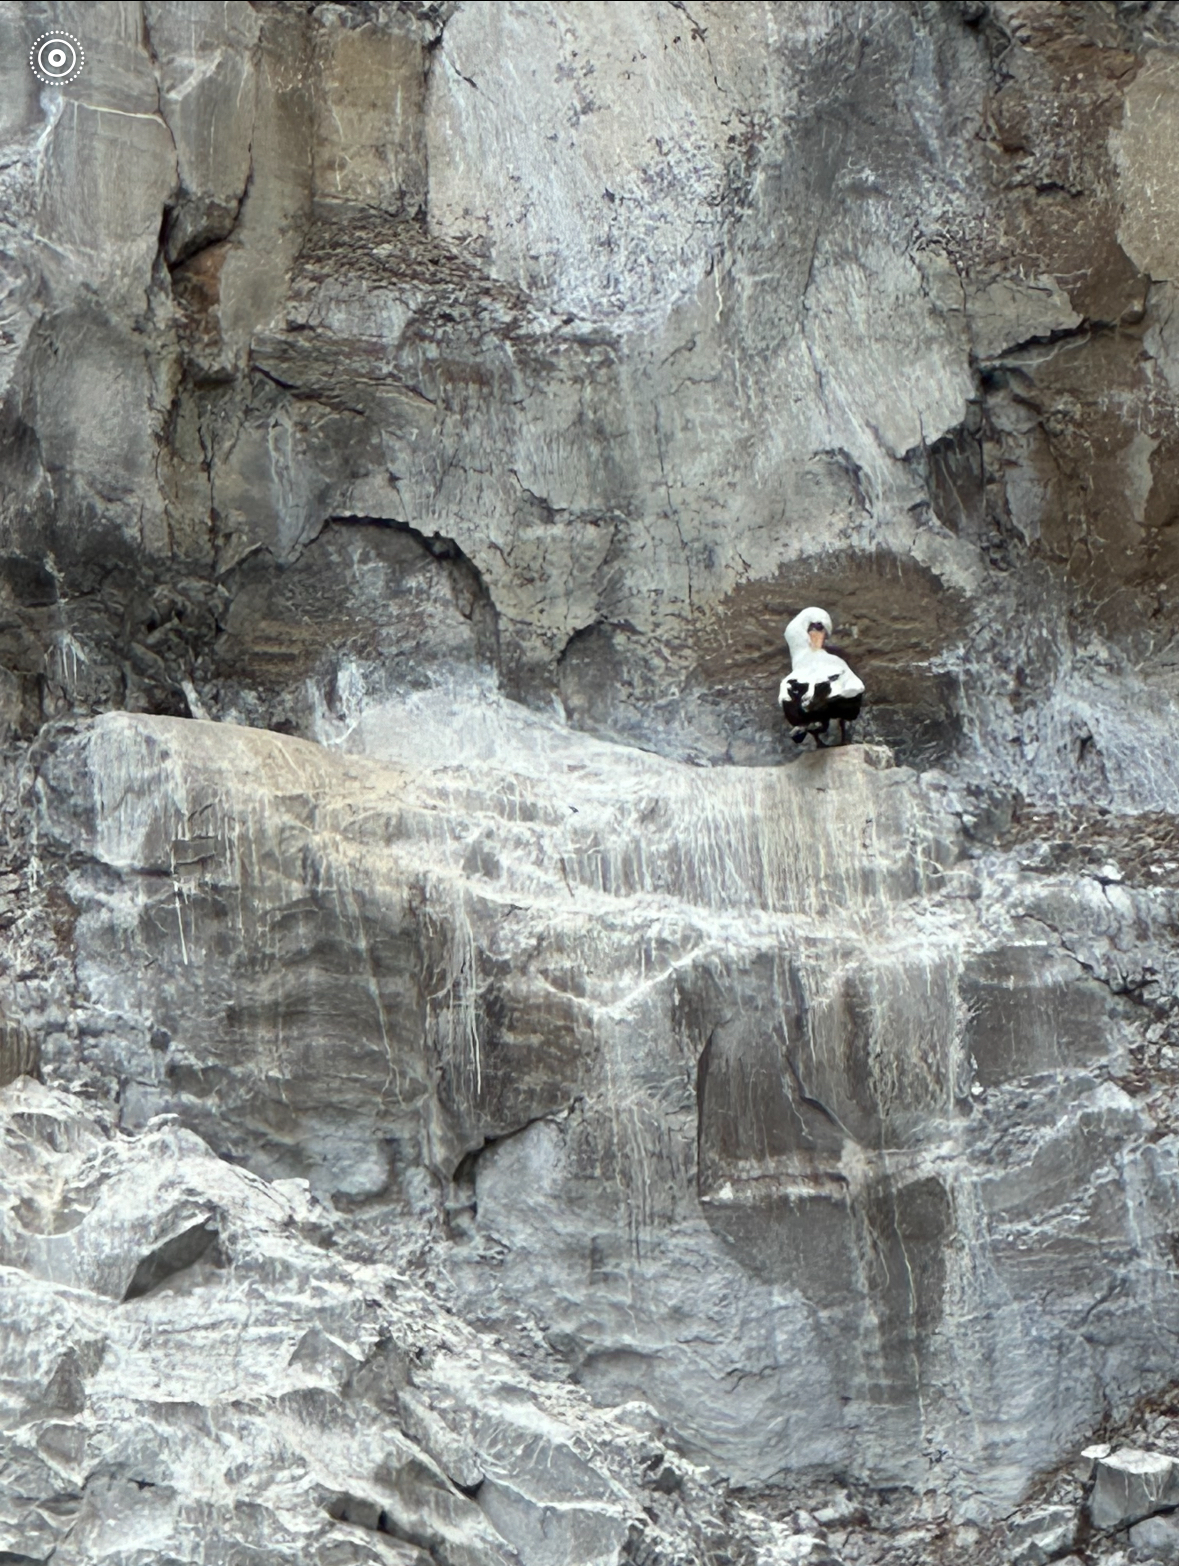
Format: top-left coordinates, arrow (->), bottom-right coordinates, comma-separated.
145,1 -> 260,264
1129,1509 -> 1179,1564
0,1075 -> 723,1566
6,2 -> 1179,1562
5,1 -> 1179,783
960,945 -> 1114,1087
1090,1449 -> 1179,1532
37,707 -> 964,1192
24,693 -> 1179,1522
1008,1505 -> 1077,1566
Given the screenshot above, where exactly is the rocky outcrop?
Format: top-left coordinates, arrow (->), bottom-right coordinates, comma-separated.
1090,1449 -> 1179,1532
5,2 -> 1179,1562
0,1075 -> 736,1566
26,692 -> 1179,1526
4,2 -> 1179,784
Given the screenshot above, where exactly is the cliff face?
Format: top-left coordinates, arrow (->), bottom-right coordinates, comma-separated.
5,3 -> 1179,1563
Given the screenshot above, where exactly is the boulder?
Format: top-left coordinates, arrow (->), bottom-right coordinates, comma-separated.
1129,1510 -> 1179,1563
1008,1505 -> 1077,1566
1090,1449 -> 1179,1531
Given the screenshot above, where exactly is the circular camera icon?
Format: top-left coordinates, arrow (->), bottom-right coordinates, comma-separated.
29,32 -> 85,85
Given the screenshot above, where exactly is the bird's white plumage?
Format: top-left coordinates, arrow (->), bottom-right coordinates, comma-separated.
778,606 -> 864,710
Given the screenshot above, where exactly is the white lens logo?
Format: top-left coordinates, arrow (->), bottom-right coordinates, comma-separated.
29,32 -> 85,85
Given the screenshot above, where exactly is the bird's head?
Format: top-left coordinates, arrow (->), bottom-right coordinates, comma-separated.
785,606 -> 833,660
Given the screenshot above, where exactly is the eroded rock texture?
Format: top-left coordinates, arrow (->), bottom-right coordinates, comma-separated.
5,2 -> 1179,1562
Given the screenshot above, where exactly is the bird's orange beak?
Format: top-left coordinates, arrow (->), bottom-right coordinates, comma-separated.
808,629 -> 826,651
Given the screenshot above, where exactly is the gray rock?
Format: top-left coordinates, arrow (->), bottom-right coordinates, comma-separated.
5,0 -> 1175,783
779,1536 -> 843,1566
5,0 -> 1179,1555
1091,1450 -> 1179,1532
1008,1505 -> 1078,1565
1130,1510 -> 1179,1563
23,695 -> 1179,1515
0,1075 -> 705,1566
1077,1444 -> 1114,1481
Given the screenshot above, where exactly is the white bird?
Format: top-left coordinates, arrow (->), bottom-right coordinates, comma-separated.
778,606 -> 864,747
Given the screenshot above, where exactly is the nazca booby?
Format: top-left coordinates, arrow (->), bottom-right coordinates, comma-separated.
778,606 -> 864,747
